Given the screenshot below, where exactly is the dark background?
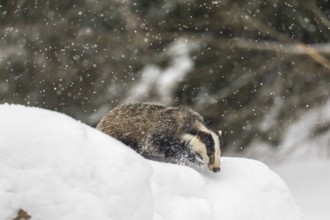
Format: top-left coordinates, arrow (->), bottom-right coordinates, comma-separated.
1,0 -> 330,158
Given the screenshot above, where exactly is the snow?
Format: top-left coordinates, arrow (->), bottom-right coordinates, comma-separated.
245,99 -> 330,162
277,100 -> 330,160
205,158 -> 301,220
242,99 -> 330,220
0,104 -> 301,220
150,161 -> 212,220
0,104 -> 153,220
274,160 -> 330,220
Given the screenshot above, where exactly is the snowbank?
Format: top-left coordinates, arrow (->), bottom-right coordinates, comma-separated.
0,104 -> 301,220
0,104 -> 153,220
274,160 -> 330,220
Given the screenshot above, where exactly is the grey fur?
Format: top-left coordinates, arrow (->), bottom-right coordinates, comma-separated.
96,102 -> 221,171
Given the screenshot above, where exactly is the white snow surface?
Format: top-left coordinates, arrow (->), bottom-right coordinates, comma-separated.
0,104 -> 301,220
274,160 -> 330,220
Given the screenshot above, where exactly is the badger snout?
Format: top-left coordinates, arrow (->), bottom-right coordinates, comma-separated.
212,167 -> 220,172
208,164 -> 221,172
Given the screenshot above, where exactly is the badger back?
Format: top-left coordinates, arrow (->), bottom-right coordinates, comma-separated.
97,103 -> 222,172
96,103 -> 166,150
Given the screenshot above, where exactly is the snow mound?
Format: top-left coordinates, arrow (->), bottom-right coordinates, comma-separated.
0,104 -> 153,220
204,158 -> 301,220
274,160 -> 330,220
150,161 -> 213,220
0,104 -> 302,220
150,158 -> 302,220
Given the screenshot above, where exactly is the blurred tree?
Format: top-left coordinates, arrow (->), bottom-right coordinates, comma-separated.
1,0 -> 330,154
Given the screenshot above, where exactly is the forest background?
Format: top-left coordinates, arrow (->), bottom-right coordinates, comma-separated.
1,0 -> 330,160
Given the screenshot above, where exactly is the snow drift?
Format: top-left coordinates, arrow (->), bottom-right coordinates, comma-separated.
0,104 -> 302,220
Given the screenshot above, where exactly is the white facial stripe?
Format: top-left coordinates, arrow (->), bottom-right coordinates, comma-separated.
182,129 -> 221,172
181,133 -> 209,164
210,131 -> 220,155
182,133 -> 194,143
209,130 -> 221,169
191,137 -> 209,164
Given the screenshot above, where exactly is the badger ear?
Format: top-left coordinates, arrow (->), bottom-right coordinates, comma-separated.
218,130 -> 222,136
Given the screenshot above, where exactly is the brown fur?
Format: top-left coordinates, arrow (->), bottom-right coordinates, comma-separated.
97,103 -> 221,171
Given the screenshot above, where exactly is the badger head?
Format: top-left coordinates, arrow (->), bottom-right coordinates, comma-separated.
182,126 -> 222,172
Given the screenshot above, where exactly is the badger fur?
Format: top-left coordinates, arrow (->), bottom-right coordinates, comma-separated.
96,103 -> 222,172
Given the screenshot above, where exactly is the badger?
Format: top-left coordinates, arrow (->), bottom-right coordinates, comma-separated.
96,103 -> 222,172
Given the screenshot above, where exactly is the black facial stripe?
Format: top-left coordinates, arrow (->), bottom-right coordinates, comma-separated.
198,131 -> 215,164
